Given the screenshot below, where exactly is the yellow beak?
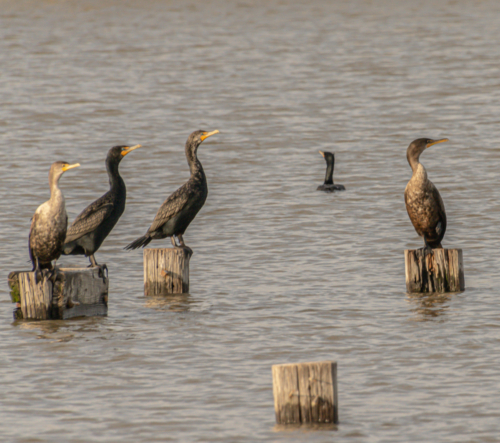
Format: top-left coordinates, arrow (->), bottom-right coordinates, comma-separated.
121,144 -> 142,156
318,150 -> 325,158
200,130 -> 220,142
426,138 -> 449,148
62,163 -> 80,172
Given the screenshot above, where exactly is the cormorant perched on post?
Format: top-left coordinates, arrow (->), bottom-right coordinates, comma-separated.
125,130 -> 219,253
63,145 -> 141,271
404,138 -> 449,249
29,161 -> 80,282
317,151 -> 345,192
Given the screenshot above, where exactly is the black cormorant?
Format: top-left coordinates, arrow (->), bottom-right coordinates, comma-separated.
63,145 -> 141,269
404,138 -> 448,249
29,161 -> 80,282
125,130 -> 219,252
317,150 -> 345,192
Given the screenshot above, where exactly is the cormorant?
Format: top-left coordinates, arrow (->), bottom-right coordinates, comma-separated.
317,151 -> 345,191
125,130 -> 219,252
404,138 -> 448,249
63,145 -> 141,270
29,161 -> 80,282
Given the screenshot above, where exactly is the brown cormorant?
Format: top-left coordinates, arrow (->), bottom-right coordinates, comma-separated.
404,138 -> 448,249
125,130 -> 219,252
317,151 -> 345,192
63,145 -> 141,270
29,161 -> 80,282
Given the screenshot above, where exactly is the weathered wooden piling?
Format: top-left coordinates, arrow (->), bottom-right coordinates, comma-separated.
143,248 -> 191,295
8,267 -> 108,320
405,248 -> 464,293
272,361 -> 338,425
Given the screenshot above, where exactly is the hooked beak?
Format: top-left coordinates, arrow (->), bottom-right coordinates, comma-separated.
426,138 -> 449,148
200,130 -> 220,142
121,144 -> 142,156
318,150 -> 325,158
62,163 -> 80,172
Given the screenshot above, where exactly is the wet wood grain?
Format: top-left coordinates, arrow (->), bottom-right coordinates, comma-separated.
405,249 -> 465,293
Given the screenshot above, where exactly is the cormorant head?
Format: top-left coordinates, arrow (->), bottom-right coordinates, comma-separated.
407,138 -> 448,166
319,150 -> 335,164
186,130 -> 220,151
50,160 -> 80,180
107,145 -> 142,164
407,138 -> 448,158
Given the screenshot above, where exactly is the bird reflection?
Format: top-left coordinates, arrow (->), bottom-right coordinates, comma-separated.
406,292 -> 453,320
145,293 -> 193,312
13,317 -> 105,342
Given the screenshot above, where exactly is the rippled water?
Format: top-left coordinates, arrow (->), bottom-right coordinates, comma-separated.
2,0 -> 500,441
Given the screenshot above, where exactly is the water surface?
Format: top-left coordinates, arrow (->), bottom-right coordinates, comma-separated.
1,1 -> 500,441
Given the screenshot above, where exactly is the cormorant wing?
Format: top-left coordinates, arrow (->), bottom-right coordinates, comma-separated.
28,214 -> 38,266
149,185 -> 191,233
434,187 -> 447,238
65,198 -> 114,243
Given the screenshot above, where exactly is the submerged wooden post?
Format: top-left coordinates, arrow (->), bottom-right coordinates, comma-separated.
7,267 -> 108,320
272,361 -> 338,425
405,248 -> 464,293
143,248 -> 191,295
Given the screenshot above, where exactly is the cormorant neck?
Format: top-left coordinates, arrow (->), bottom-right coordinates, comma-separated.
49,172 -> 64,203
186,142 -> 204,177
407,152 -> 421,174
106,158 -> 124,189
324,158 -> 334,185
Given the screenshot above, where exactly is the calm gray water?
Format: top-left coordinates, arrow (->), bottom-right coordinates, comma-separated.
1,0 -> 500,441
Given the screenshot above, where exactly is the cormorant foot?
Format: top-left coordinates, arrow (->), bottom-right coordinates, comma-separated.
48,268 -> 59,285
179,245 -> 193,255
34,269 -> 42,284
419,246 -> 433,254
41,268 -> 51,284
98,264 -> 108,281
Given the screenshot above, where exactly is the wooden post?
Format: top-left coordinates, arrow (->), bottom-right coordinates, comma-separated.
7,267 -> 108,320
272,361 -> 338,425
143,248 -> 191,295
405,248 -> 465,293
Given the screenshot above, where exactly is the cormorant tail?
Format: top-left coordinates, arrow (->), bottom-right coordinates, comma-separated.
62,240 -> 76,255
125,235 -> 152,250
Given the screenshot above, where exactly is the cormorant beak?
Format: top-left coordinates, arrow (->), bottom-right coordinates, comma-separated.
200,130 -> 219,141
426,138 -> 449,148
62,163 -> 80,172
121,144 -> 142,156
318,150 -> 325,158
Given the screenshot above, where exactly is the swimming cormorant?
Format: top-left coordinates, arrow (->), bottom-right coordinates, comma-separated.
317,151 -> 345,191
125,130 -> 219,252
29,161 -> 80,282
63,145 -> 141,270
404,138 -> 448,249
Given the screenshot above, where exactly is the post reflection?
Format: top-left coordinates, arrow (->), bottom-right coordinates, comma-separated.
273,423 -> 338,433
144,292 -> 193,312
406,292 -> 454,321
12,317 -> 105,342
